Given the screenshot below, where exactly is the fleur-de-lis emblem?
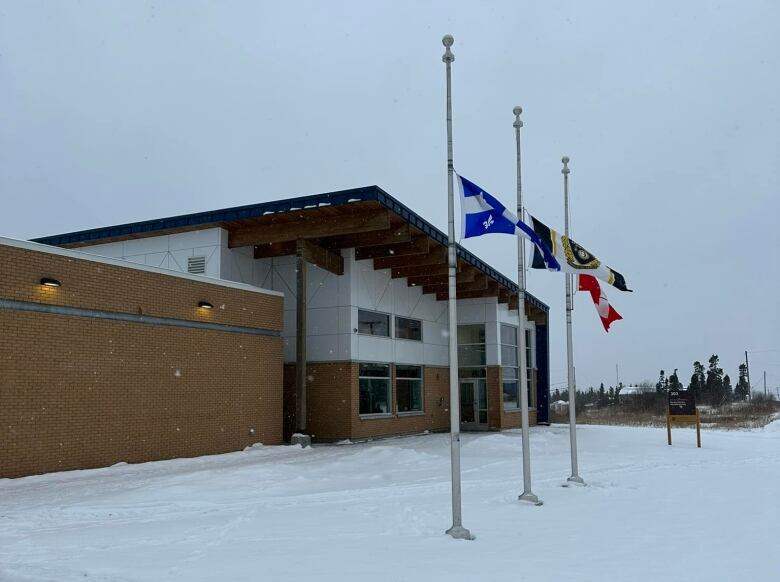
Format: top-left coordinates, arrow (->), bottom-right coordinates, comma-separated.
483,214 -> 494,230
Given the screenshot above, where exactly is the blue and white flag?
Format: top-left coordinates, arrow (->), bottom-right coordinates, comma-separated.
457,174 -> 561,271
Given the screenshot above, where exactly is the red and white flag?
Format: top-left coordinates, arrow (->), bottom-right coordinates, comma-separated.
578,274 -> 622,332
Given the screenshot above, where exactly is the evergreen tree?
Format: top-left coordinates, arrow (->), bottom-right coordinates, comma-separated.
735,363 -> 750,400
598,383 -> 607,407
705,354 -> 725,405
668,369 -> 683,391
723,374 -> 733,402
656,370 -> 666,394
608,386 -> 615,406
689,361 -> 706,398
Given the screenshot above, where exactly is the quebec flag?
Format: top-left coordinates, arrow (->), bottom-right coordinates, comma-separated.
457,174 -> 561,271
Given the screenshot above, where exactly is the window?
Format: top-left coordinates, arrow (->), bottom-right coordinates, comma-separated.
359,363 -> 391,415
358,310 -> 390,337
501,324 -> 520,409
526,328 -> 536,408
503,367 -> 520,410
395,316 -> 422,341
396,365 -> 423,413
458,324 -> 488,424
457,324 -> 486,366
500,324 -> 518,367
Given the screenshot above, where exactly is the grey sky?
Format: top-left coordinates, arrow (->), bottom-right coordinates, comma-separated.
1,1 -> 778,391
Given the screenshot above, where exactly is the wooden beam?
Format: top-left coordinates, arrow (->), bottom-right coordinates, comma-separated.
254,240 -> 297,259
373,245 -> 446,270
254,224 -> 413,258
498,288 -> 511,304
229,209 -> 390,247
508,296 -> 544,319
391,260 -> 474,279
407,268 -> 476,288
355,236 -> 429,260
296,239 -> 344,276
321,223 -> 412,249
407,274 -> 447,288
436,280 -> 499,301
391,263 -> 449,279
423,275 -> 488,295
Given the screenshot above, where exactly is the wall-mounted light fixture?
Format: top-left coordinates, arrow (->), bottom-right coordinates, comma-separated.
40,277 -> 61,287
198,301 -> 214,309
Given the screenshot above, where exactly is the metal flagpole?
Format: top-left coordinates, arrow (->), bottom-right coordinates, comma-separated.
562,155 -> 585,486
514,106 -> 542,505
443,34 -> 473,541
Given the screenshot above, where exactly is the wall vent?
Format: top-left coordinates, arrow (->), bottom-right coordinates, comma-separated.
187,256 -> 206,274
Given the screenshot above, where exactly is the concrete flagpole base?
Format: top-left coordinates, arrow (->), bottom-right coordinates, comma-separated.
518,491 -> 544,506
446,525 -> 475,540
563,475 -> 586,487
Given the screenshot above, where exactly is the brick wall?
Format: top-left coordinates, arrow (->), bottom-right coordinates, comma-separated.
350,365 -> 451,440
0,242 -> 284,478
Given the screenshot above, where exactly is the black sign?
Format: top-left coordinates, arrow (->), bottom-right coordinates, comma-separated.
668,390 -> 696,415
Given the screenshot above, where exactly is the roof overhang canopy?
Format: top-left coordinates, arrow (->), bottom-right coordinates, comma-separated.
33,186 -> 549,320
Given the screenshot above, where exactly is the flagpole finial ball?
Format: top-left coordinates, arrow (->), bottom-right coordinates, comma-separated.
442,34 -> 454,47
513,106 -> 523,116
562,156 -> 570,164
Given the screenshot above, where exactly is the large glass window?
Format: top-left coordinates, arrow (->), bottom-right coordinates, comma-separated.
395,316 -> 422,341
457,324 -> 486,366
358,310 -> 390,337
396,365 -> 423,413
359,363 -> 391,415
502,367 -> 520,410
526,328 -> 536,408
500,324 -> 518,367
501,324 -> 520,410
458,324 -> 487,424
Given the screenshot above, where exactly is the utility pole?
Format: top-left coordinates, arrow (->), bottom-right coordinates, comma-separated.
764,370 -> 767,398
745,350 -> 752,401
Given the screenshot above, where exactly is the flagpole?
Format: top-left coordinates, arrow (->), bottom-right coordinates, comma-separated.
514,106 -> 542,505
443,34 -> 473,541
562,155 -> 585,486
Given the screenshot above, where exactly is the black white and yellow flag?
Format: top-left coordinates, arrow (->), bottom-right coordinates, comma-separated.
529,215 -> 632,292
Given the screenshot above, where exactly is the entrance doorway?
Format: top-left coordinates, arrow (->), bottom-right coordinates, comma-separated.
459,379 -> 488,430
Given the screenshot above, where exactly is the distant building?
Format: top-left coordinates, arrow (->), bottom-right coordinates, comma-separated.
550,400 -> 569,414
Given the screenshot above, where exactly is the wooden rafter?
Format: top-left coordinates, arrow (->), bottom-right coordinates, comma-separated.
373,245 -> 446,270
296,239 -> 344,276
254,240 -> 297,259
355,236 -> 429,261
322,223 -> 412,249
422,275 -> 488,295
229,209 -> 390,248
436,280 -> 499,301
407,268 -> 476,288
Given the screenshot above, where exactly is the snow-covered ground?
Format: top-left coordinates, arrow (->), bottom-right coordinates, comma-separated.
2,423 -> 778,582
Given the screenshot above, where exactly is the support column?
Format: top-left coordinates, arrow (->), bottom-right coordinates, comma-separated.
295,240 -> 308,437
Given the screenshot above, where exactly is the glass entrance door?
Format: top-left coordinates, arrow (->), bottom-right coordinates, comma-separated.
460,379 -> 488,430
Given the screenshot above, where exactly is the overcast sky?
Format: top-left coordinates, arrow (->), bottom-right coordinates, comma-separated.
2,1 -> 778,392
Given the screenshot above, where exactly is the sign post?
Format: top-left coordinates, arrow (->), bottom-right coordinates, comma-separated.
666,390 -> 701,448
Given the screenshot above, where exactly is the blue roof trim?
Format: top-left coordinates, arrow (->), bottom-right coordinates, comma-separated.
33,186 -> 548,312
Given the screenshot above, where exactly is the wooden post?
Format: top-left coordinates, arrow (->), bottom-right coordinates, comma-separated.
696,410 -> 701,448
666,412 -> 672,446
295,240 -> 307,432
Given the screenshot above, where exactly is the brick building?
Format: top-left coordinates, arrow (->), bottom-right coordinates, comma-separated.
2,186 -> 550,477
0,237 -> 284,478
